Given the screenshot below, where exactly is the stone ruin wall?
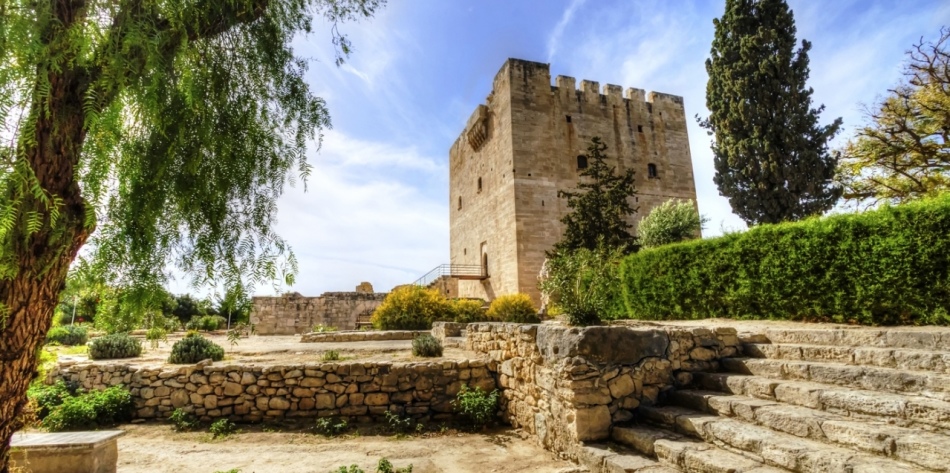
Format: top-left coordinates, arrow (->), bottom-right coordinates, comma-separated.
251,290 -> 387,335
446,322 -> 741,459
51,359 -> 496,424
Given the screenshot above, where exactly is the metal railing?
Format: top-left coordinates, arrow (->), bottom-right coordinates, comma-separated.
412,264 -> 487,287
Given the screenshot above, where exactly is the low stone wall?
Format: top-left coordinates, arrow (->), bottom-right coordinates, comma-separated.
50,360 -> 495,423
442,322 -> 741,458
300,330 -> 428,343
431,322 -> 466,340
251,291 -> 388,335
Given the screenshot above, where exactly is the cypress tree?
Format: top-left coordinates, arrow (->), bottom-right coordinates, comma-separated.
699,0 -> 843,225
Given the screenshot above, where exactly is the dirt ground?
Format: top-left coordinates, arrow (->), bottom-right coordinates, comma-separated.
115,422 -> 576,473
53,333 -> 477,366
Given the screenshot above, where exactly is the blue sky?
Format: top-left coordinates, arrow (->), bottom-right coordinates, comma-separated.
237,0 -> 950,296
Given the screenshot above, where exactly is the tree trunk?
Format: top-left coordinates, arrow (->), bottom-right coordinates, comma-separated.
0,24 -> 92,469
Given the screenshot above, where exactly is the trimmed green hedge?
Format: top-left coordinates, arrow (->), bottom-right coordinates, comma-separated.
620,194 -> 950,325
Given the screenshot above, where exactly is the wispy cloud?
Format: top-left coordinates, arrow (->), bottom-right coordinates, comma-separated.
547,0 -> 587,62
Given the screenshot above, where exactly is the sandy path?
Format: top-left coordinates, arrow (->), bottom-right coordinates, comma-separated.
116,423 -> 575,473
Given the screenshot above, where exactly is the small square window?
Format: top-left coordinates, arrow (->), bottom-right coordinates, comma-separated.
648,163 -> 658,178
637,125 -> 643,133
566,115 -> 572,123
577,155 -> 588,169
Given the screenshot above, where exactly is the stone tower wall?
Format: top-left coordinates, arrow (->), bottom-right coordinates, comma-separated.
450,58 -> 698,305
251,292 -> 387,335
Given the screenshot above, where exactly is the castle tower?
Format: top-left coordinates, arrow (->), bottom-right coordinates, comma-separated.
449,59 -> 698,305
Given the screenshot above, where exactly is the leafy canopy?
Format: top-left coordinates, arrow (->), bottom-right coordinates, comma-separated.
637,199 -> 707,249
838,28 -> 950,207
699,0 -> 842,225
553,137 -> 638,253
0,0 -> 384,303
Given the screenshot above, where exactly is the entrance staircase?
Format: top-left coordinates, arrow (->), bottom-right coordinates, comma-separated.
578,327 -> 950,472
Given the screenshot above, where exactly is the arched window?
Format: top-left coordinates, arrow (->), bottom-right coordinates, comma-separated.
648,163 -> 658,178
477,177 -> 482,193
577,155 -> 588,170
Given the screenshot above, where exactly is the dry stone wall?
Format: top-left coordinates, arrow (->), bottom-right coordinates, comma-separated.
251,291 -> 387,335
451,322 -> 741,458
50,360 -> 495,423
300,330 -> 428,343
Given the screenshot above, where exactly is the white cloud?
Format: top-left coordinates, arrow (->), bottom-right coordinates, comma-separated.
547,0 -> 588,62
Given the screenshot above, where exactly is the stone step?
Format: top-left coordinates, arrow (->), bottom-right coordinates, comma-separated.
610,426 -> 787,473
692,372 -> 950,431
667,389 -> 950,471
576,443 -> 679,473
744,343 -> 950,375
720,357 -> 950,401
760,328 -> 950,350
636,405 -> 928,472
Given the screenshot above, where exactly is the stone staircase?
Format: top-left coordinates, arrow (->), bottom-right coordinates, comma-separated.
577,327 -> 950,472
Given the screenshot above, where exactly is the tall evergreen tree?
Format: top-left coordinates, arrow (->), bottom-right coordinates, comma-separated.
0,1 -> 383,469
699,0 -> 843,225
553,137 -> 638,252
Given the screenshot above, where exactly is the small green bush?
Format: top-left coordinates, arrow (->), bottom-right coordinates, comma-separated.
450,299 -> 487,323
27,381 -> 76,419
371,286 -> 453,330
452,385 -> 498,429
637,198 -> 707,249
168,333 -> 225,364
209,418 -> 236,438
170,408 -> 200,431
411,334 -> 443,357
186,315 -> 226,331
41,386 -> 132,431
331,459 -> 412,473
314,417 -> 349,436
621,194 -> 950,325
46,325 -> 88,346
89,333 -> 143,360
321,350 -> 341,362
486,293 -> 539,323
383,411 -> 414,434
541,245 -> 627,325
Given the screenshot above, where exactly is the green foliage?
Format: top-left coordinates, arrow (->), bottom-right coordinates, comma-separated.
187,315 -> 227,332
45,325 -> 88,346
449,299 -> 487,323
209,419 -> 237,438
27,381 -> 76,420
371,286 -> 453,330
554,137 -> 638,252
541,245 -> 626,326
411,334 -> 443,358
452,385 -> 498,429
383,410 -> 414,434
171,295 -> 208,325
838,29 -> 950,207
89,333 -> 143,360
214,470 -> 241,473
168,333 -> 225,364
314,417 -> 349,436
226,322 -> 255,349
331,459 -> 412,473
312,324 -> 338,333
33,349 -> 58,385
41,386 -> 133,432
217,285 -> 252,325
486,294 -> 539,324
699,0 -> 842,225
637,199 -> 707,249
146,326 -> 168,349
321,350 -> 341,362
170,408 -> 201,432
621,194 -> 950,325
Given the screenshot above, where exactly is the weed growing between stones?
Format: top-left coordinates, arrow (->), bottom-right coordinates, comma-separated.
169,408 -> 200,432
452,385 -> 499,430
209,419 -> 237,439
411,334 -> 443,357
322,350 -> 341,361
383,411 -> 415,434
332,458 -> 412,473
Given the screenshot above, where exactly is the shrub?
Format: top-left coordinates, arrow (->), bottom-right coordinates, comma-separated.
541,245 -> 626,325
321,350 -> 341,362
46,325 -> 88,346
168,333 -> 225,364
371,286 -> 453,330
314,417 -> 349,437
89,333 -> 143,360
411,334 -> 443,358
452,385 -> 498,429
637,199 -> 707,249
621,194 -> 950,325
169,408 -> 200,431
209,418 -> 237,438
27,381 -> 76,419
186,315 -> 226,331
41,386 -> 132,431
332,459 -> 412,473
486,293 -> 539,323
146,326 -> 167,349
383,410 -> 414,434
450,299 -> 487,323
